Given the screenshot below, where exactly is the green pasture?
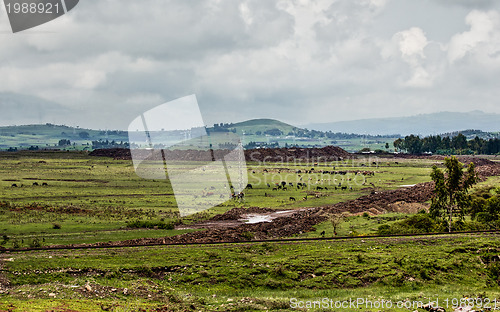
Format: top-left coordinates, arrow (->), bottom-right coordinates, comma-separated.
0,151 -> 437,247
1,234 -> 499,311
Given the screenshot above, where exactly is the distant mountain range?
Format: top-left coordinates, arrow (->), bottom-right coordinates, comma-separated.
304,111 -> 500,136
0,92 -> 72,126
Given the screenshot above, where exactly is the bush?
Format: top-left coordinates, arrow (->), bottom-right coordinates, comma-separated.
377,213 -> 440,235
126,220 -> 174,230
240,231 -> 254,240
29,238 -> 42,248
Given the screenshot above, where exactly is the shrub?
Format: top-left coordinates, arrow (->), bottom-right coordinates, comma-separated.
12,240 -> 21,249
126,220 -> 174,230
240,231 -> 254,240
29,237 -> 42,248
377,213 -> 440,235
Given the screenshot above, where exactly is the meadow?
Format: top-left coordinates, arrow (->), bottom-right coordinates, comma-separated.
0,151 -> 435,247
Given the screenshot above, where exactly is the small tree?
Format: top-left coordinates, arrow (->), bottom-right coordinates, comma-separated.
430,156 -> 477,232
327,212 -> 349,236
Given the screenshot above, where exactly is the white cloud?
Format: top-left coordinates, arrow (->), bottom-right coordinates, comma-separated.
448,10 -> 500,63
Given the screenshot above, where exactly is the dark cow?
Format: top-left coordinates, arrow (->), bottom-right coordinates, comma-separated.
272,187 -> 278,191
42,182 -> 48,186
341,186 -> 347,191
316,186 -> 323,190
282,187 -> 287,191
11,184 -> 17,187
246,183 -> 253,189
289,197 -> 296,201
33,182 -> 39,186
320,230 -> 325,237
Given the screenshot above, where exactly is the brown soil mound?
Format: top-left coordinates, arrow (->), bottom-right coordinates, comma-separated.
89,146 -> 352,162
245,146 -> 351,162
386,201 -> 429,214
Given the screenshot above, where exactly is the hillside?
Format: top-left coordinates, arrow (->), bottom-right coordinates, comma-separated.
211,118 -> 298,136
0,124 -> 127,150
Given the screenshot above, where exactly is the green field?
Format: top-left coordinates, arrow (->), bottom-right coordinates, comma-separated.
1,234 -> 499,311
0,151 -> 499,311
0,151 -> 436,248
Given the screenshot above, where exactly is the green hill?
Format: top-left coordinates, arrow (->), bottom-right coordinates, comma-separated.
228,118 -> 298,136
0,124 -> 128,150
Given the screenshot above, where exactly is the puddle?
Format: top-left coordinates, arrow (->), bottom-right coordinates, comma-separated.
244,214 -> 273,224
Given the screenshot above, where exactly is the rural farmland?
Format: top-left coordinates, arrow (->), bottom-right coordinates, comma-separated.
0,147 -> 499,311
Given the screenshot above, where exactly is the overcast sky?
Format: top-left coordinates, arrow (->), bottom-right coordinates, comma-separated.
1,0 -> 500,129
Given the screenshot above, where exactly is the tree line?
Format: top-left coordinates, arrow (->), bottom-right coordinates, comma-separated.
393,133 -> 500,155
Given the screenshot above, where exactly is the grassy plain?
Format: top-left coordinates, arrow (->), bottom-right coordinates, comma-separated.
0,151 -> 435,247
1,234 -> 499,311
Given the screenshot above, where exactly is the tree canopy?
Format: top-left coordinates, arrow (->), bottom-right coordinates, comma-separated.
430,156 -> 477,232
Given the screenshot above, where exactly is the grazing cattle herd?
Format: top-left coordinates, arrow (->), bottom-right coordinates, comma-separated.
224,165 -> 382,205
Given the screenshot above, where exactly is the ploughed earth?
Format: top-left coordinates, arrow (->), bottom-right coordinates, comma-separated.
50,154 -> 499,249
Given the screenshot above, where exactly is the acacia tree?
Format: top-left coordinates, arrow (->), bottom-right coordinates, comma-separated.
430,156 -> 477,232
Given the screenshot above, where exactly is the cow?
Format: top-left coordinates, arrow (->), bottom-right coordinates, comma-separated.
267,183 -> 271,188
341,186 -> 347,191
282,187 -> 287,191
272,187 -> 278,191
32,182 -> 39,186
246,183 -> 253,189
316,186 -> 323,190
42,182 -> 48,186
11,184 -> 17,187
320,230 -> 325,237
289,182 -> 293,187
289,197 -> 296,201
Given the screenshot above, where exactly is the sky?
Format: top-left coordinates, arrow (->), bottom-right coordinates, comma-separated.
0,0 -> 500,130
